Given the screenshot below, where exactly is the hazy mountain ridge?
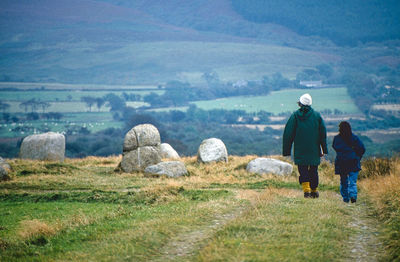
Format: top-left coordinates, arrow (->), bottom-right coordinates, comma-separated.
232,0 -> 400,45
0,0 -> 398,84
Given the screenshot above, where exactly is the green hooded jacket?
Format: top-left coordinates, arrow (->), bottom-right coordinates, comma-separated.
282,106 -> 328,165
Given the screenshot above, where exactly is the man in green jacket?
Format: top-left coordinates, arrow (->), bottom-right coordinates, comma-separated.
282,93 -> 328,198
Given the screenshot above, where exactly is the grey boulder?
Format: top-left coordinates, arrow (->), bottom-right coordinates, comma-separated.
145,161 -> 188,178
121,146 -> 161,172
123,124 -> 160,152
0,157 -> 11,172
0,166 -> 10,181
247,158 -> 293,176
197,138 -> 228,163
19,132 -> 65,162
160,143 -> 180,159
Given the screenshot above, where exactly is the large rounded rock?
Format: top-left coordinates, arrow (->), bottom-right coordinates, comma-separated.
197,138 -> 228,163
160,143 -> 180,159
145,161 -> 188,178
121,146 -> 161,172
247,158 -> 293,176
19,132 -> 65,162
123,124 -> 161,152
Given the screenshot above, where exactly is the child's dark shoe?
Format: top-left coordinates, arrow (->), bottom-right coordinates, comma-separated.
351,198 -> 356,203
311,191 -> 319,198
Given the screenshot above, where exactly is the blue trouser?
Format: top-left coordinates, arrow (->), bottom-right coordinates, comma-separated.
340,171 -> 359,202
298,165 -> 319,190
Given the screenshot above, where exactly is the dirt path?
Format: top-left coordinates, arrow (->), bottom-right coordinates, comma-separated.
344,197 -> 385,262
153,204 -> 246,262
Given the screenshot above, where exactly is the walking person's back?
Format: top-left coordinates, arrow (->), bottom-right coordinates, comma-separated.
282,93 -> 328,198
332,121 -> 365,203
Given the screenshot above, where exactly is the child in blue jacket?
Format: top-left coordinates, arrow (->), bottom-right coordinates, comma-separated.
332,121 -> 365,203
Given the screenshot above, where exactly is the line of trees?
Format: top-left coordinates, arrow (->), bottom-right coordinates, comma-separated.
18,99 -> 50,113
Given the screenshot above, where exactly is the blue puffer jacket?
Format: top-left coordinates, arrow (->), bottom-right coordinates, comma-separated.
332,134 -> 365,175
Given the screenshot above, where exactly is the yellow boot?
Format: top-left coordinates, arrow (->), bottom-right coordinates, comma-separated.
302,182 -> 311,198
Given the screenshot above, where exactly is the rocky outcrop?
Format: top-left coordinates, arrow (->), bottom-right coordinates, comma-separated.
145,161 -> 188,178
160,143 -> 180,159
246,158 -> 293,176
120,124 -> 162,172
197,138 -> 228,163
19,132 -> 65,162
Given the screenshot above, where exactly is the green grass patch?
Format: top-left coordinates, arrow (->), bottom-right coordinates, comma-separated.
0,188 -> 231,205
0,197 -> 241,261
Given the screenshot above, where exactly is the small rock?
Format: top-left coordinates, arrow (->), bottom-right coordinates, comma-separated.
247,158 -> 293,176
145,161 -> 188,178
197,138 -> 228,163
160,143 -> 180,159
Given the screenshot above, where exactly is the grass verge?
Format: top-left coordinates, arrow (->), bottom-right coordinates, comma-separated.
359,157 -> 400,261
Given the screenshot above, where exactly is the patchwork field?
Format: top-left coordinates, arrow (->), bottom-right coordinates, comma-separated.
0,156 -> 398,261
148,87 -> 360,114
0,90 -> 163,102
192,87 -> 360,114
5,101 -> 148,113
0,86 -> 363,139
0,113 -> 122,138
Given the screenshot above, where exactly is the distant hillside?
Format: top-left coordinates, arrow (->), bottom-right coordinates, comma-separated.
0,0 -> 398,84
0,0 -> 336,84
232,0 -> 400,45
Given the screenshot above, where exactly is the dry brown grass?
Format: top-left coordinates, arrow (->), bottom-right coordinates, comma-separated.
359,157 -> 400,216
17,219 -> 57,240
359,157 -> 400,260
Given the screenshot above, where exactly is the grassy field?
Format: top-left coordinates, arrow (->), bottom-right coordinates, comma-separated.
0,82 -> 158,91
148,87 -> 361,114
0,113 -> 122,138
192,87 -> 360,114
0,156 -> 398,261
5,101 -> 148,113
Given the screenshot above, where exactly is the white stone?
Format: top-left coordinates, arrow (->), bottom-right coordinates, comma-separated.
19,132 -> 65,162
246,158 -> 293,176
145,161 -> 188,178
197,138 -> 228,163
160,143 -> 180,159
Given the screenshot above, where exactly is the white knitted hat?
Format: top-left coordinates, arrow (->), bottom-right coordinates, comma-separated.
299,93 -> 312,106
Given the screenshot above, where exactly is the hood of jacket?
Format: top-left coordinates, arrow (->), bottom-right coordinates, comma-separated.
295,106 -> 313,121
